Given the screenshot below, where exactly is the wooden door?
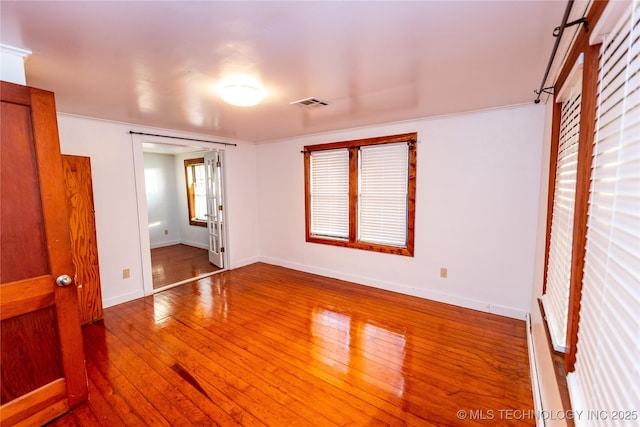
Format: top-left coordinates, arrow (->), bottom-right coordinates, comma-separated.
0,81 -> 88,426
62,155 -> 103,325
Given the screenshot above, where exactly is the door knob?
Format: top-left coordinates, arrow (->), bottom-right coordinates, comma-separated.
56,274 -> 73,287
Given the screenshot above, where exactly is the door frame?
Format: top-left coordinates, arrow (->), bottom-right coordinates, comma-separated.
131,136 -> 230,296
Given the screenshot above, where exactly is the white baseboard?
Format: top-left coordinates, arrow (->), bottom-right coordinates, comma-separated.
180,239 -> 208,250
103,257 -> 528,320
102,289 -> 145,308
257,256 -> 528,320
230,256 -> 261,269
149,239 -> 181,249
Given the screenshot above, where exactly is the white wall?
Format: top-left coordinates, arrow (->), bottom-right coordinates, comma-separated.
143,152 -> 181,248
57,114 -> 259,307
173,151 -> 209,249
256,103 -> 545,319
56,103 -> 544,319
142,150 -> 215,251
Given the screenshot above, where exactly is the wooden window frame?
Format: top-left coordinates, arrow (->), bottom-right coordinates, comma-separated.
304,132 -> 417,257
184,158 -> 207,227
542,1 -> 607,373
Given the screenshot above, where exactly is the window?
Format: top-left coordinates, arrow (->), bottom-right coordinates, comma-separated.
304,133 -> 417,256
567,1 -> 640,416
543,66 -> 582,352
184,158 -> 207,227
539,0 -> 639,419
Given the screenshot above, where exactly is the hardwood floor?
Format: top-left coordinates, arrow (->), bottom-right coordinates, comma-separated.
51,263 -> 534,426
151,244 -> 221,289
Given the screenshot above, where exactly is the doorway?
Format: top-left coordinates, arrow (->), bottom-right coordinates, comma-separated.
150,244 -> 220,289
134,138 -> 228,294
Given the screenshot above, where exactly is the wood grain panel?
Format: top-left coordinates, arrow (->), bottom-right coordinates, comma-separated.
53,263 -> 534,426
0,379 -> 68,427
62,155 -> 103,325
0,275 -> 55,321
0,102 -> 49,283
0,308 -> 63,403
15,399 -> 68,427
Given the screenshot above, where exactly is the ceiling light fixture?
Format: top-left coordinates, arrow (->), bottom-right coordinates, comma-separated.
218,81 -> 264,107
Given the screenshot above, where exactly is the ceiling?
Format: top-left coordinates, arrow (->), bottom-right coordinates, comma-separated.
1,1 -> 587,143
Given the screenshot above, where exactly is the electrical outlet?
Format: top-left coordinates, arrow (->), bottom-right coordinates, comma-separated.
164,229 -> 169,235
440,267 -> 448,278
122,268 -> 130,279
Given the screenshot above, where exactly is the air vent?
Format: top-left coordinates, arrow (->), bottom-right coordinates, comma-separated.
289,97 -> 330,109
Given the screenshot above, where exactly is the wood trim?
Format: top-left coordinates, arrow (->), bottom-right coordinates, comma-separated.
304,132 -> 417,152
29,87 -> 88,408
541,0 -> 609,374
303,151 -> 312,240
565,41 -> 601,373
304,133 -> 417,257
348,147 -> 358,242
0,81 -> 31,105
184,158 -> 207,227
30,87 -> 75,285
0,379 -> 69,427
305,236 -> 413,256
15,399 -> 68,427
406,140 -> 417,256
0,276 -> 55,321
543,98 -> 562,295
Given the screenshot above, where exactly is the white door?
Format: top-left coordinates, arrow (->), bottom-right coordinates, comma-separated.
205,151 -> 225,268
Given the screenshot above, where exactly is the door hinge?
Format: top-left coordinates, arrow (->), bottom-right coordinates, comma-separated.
216,161 -> 221,167
218,205 -> 223,211
220,247 -> 225,253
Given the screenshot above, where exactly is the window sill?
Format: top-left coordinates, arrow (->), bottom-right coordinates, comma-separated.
537,299 -> 575,427
306,235 -> 413,257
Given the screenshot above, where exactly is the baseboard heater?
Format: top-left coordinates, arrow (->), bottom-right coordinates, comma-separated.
526,312 -> 546,427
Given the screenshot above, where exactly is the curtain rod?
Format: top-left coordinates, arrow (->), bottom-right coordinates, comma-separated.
129,131 -> 237,147
534,0 -> 587,104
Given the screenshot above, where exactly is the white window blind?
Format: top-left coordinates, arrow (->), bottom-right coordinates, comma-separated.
568,3 -> 640,424
543,86 -> 582,352
309,149 -> 349,239
358,142 -> 409,247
